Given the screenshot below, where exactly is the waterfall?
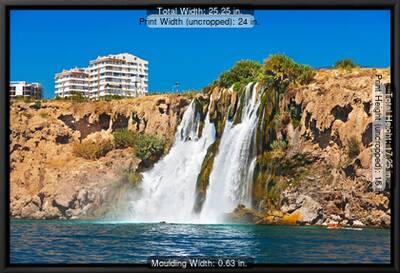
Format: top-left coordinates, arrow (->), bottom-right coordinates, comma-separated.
200,83 -> 260,222
123,83 -> 260,224
126,101 -> 216,223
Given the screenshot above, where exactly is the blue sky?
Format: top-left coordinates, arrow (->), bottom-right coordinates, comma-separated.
10,10 -> 390,98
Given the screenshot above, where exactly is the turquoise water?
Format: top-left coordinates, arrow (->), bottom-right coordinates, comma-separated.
10,220 -> 390,264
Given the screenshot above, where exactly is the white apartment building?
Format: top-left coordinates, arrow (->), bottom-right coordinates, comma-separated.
9,81 -> 42,99
54,53 -> 148,99
87,53 -> 148,98
54,68 -> 89,97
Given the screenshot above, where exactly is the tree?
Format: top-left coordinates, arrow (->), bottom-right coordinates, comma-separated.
263,54 -> 315,89
217,60 -> 262,89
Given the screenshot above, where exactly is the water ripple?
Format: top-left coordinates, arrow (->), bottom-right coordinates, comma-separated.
10,221 -> 390,264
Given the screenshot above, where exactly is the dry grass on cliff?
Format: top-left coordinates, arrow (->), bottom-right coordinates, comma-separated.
72,140 -> 113,160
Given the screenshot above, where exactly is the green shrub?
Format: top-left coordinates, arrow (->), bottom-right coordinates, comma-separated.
100,95 -> 123,101
69,92 -> 87,102
30,100 -> 42,110
270,139 -> 288,151
296,64 -> 316,85
113,128 -> 137,149
347,136 -> 361,158
126,171 -> 143,186
135,133 -> 165,161
72,140 -> 113,160
263,54 -> 315,88
335,59 -> 358,70
209,55 -> 314,92
217,60 -> 262,89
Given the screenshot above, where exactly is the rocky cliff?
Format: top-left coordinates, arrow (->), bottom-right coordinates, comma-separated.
10,95 -> 190,219
10,68 -> 391,228
279,68 -> 390,228
213,68 -> 390,228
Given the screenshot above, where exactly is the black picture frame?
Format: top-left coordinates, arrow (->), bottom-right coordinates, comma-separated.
0,0 -> 399,272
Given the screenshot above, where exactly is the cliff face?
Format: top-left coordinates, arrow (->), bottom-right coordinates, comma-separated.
10,95 -> 190,219
274,68 -> 390,227
201,68 -> 390,228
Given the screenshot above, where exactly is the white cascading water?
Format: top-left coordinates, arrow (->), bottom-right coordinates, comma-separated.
127,101 -> 216,223
124,83 -> 260,223
200,83 -> 260,222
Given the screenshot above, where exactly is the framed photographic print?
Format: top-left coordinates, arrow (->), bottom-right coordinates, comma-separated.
0,0 -> 399,272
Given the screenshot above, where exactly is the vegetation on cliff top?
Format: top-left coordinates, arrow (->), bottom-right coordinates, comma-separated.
211,55 -> 315,93
214,60 -> 263,91
334,58 -> 358,70
263,54 -> 315,88
55,92 -> 87,102
55,93 -> 126,102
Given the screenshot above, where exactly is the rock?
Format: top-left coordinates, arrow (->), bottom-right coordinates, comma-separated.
352,220 -> 365,227
226,204 -> 259,223
269,210 -> 284,218
365,210 -> 391,227
66,208 -> 82,218
295,196 -> 323,224
330,214 -> 342,222
344,203 -> 352,219
323,218 -> 339,226
282,192 -> 322,225
20,202 -> 39,218
281,202 -> 299,214
315,218 -> 324,226
158,103 -> 168,115
380,214 -> 391,227
31,211 -> 46,219
77,189 -> 89,208
281,211 -> 302,225
280,189 -> 302,213
42,199 -> 61,219
31,195 -> 42,209
325,201 -> 342,216
358,148 -> 371,169
53,187 -> 77,209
